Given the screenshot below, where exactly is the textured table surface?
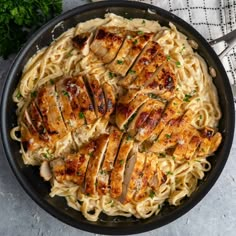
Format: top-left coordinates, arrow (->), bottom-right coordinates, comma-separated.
0,1 -> 235,235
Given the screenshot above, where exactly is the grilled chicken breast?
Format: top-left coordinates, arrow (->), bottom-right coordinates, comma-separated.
119,41 -> 165,87
108,31 -> 154,76
110,134 -> 134,198
90,26 -> 126,63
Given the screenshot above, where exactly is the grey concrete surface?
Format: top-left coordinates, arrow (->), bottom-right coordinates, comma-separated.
0,1 -> 235,235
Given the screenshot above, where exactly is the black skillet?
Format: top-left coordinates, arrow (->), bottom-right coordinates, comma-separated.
0,1 -> 235,235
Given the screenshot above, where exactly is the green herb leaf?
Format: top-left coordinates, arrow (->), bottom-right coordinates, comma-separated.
138,30 -> 144,35
62,90 -> 69,97
16,91 -> 22,99
149,190 -> 155,199
166,171 -> 173,175
148,93 -> 158,99
126,135 -> 132,141
133,39 -> 138,45
108,71 -> 114,78
159,153 -> 166,157
165,134 -> 171,139
31,91 -> 37,98
128,69 -> 136,74
117,59 -> 124,64
0,0 -> 62,59
119,159 -> 124,165
176,61 -> 181,68
79,112 -> 84,119
50,79 -> 54,85
183,94 -> 192,102
166,55 -> 171,61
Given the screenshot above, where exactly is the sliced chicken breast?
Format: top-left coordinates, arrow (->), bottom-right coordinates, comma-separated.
120,152 -> 146,203
108,31 -> 154,76
86,76 -> 106,118
90,26 -> 126,63
110,134 -> 134,198
103,82 -> 116,118
85,134 -> 109,195
116,93 -> 149,130
97,127 -> 123,195
135,100 -> 165,142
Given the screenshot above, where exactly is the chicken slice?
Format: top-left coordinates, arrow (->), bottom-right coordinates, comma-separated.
97,127 -> 123,195
197,128 -> 222,157
27,101 -> 50,143
118,41 -> 165,87
110,135 -> 134,198
150,110 -> 193,153
134,153 -> 157,202
103,82 -> 116,118
116,93 -> 149,130
108,31 -> 154,76
120,152 -> 146,203
144,63 -> 176,100
74,75 -> 97,124
86,76 -> 106,118
172,126 -> 200,160
72,32 -> 93,56
148,97 -> 184,141
135,100 -> 165,142
90,26 -> 126,63
85,134 -> 109,195
51,140 -> 97,185
57,77 -> 86,128
127,99 -> 155,136
55,78 -> 78,130
36,82 -> 67,144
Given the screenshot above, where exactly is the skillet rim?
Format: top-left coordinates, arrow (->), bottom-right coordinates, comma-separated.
0,1 -> 235,234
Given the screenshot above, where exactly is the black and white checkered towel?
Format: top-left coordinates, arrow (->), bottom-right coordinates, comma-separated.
131,0 -> 236,86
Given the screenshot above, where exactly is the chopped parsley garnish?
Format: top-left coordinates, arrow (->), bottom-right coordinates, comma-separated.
16,91 -> 22,99
126,135 -> 132,141
176,61 -> 181,68
31,91 -> 37,98
149,190 -> 155,199
138,30 -> 144,35
142,20 -> 146,24
66,49 -> 73,57
183,94 -> 192,102
129,17 -> 133,20
199,115 -> 203,120
166,171 -> 173,175
79,112 -> 84,119
129,69 -> 136,74
62,90 -> 69,97
89,152 -> 94,157
166,55 -> 171,61
148,93 -> 158,99
133,39 -> 138,45
196,98 -> 201,101
108,71 -> 114,78
159,153 -> 166,157
180,44 -> 186,54
117,59 -> 124,65
77,171 -> 82,176
165,134 -> 171,139
50,79 -> 54,85
119,159 -> 124,165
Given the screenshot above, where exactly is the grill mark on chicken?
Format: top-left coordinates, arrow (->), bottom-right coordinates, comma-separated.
35,82 -> 67,141
118,41 -> 165,87
103,82 -> 116,118
116,93 -> 149,130
74,75 -> 97,124
97,127 -> 123,195
134,153 -> 157,201
72,32 -> 94,56
120,152 -> 146,203
28,101 -> 50,142
110,135 -> 134,198
90,27 -> 126,63
135,100 -> 165,142
86,76 -> 106,118
55,78 -> 77,130
85,134 -> 109,195
108,32 -> 154,77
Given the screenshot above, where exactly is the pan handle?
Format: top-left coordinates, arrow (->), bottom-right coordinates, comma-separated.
209,30 -> 236,102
